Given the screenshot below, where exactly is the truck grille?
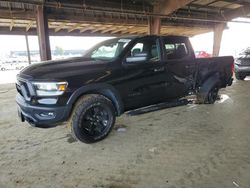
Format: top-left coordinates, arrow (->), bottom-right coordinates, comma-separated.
16,78 -> 31,101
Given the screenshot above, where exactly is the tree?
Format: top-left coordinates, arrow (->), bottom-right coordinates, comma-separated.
55,46 -> 64,55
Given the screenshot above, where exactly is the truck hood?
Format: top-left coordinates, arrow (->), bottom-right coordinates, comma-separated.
20,57 -> 108,80
236,57 -> 250,66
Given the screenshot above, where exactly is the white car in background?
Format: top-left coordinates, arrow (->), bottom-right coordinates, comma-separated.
0,62 -> 29,71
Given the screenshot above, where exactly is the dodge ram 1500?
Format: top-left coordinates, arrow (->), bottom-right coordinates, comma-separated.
16,35 -> 234,143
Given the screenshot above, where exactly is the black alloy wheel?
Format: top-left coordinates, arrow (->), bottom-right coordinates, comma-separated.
80,104 -> 111,138
69,94 -> 115,143
205,87 -> 219,104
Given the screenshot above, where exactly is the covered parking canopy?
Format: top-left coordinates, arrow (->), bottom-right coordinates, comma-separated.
0,0 -> 250,60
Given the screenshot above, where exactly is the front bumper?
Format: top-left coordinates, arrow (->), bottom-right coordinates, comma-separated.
234,64 -> 250,74
16,93 -> 70,126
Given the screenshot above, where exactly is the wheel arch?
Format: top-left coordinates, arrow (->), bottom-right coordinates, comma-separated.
197,73 -> 221,103
67,83 -> 124,117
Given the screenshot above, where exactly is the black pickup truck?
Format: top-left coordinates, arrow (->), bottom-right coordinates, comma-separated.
16,35 -> 233,143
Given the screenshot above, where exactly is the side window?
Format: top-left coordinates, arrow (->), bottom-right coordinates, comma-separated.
130,43 -> 143,56
126,38 -> 160,63
164,40 -> 189,60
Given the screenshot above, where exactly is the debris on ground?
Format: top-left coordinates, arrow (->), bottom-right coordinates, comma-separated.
116,128 -> 127,132
149,147 -> 157,153
233,181 -> 239,187
114,124 -> 127,132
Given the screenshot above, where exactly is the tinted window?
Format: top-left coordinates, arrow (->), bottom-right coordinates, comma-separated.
164,39 -> 189,60
126,38 -> 160,63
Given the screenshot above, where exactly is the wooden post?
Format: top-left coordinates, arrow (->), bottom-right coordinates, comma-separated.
36,5 -> 51,61
213,23 -> 225,57
25,34 -> 31,65
148,16 -> 161,35
148,0 -> 192,35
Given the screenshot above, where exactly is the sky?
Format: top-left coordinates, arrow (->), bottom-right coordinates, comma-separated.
190,18 -> 250,57
0,36 -> 111,53
0,18 -> 250,59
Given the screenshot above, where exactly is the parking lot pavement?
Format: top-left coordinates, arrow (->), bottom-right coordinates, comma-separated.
0,79 -> 250,188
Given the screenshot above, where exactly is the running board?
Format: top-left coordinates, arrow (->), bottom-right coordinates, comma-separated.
126,99 -> 190,116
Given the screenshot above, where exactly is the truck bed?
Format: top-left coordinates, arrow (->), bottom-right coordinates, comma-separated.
195,56 -> 234,88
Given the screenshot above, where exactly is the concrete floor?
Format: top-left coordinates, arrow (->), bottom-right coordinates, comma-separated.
0,79 -> 250,188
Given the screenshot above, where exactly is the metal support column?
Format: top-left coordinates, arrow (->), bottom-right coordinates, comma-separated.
148,17 -> 161,35
36,5 -> 51,61
213,23 -> 225,57
25,34 -> 31,65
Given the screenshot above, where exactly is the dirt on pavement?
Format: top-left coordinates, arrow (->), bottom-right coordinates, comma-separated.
0,80 -> 250,188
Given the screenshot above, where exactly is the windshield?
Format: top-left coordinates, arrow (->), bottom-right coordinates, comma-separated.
84,38 -> 132,61
238,48 -> 250,58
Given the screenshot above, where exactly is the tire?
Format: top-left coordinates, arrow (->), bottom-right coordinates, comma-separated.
204,86 -> 219,104
196,86 -> 219,104
69,94 -> 116,143
235,72 -> 246,80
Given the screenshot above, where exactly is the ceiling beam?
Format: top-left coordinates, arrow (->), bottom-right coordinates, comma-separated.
110,26 -> 134,34
0,25 -> 210,37
223,4 -> 250,20
154,0 -> 193,15
128,27 -> 147,34
68,23 -> 82,32
90,25 -> 113,33
100,26 -> 123,34
9,19 -> 14,31
79,25 -> 101,33
55,22 -> 67,32
26,20 -> 33,31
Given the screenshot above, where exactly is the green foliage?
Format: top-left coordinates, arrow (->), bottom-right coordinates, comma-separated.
55,46 -> 64,55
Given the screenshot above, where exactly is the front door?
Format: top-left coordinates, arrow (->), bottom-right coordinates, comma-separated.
116,36 -> 168,110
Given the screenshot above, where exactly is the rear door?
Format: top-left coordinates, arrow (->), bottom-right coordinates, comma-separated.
161,36 -> 196,98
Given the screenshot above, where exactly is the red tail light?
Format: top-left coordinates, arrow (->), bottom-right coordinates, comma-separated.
232,63 -> 234,74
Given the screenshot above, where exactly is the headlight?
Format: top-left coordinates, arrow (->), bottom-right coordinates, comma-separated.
33,82 -> 68,96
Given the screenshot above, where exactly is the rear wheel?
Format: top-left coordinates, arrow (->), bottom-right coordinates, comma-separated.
69,94 -> 116,143
235,72 -> 246,80
204,87 -> 219,104
197,86 -> 219,104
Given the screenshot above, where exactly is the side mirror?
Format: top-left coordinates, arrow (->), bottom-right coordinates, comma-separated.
126,52 -> 148,64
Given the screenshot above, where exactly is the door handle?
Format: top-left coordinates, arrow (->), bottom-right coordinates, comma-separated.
154,67 -> 165,72
185,65 -> 195,69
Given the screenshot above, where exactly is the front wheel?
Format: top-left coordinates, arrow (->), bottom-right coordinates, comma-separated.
235,72 -> 246,80
69,94 -> 116,143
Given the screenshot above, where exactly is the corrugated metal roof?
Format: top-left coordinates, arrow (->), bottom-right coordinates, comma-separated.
0,0 -> 249,36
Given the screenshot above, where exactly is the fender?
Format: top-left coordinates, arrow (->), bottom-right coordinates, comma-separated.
197,73 -> 221,103
66,83 -> 124,116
